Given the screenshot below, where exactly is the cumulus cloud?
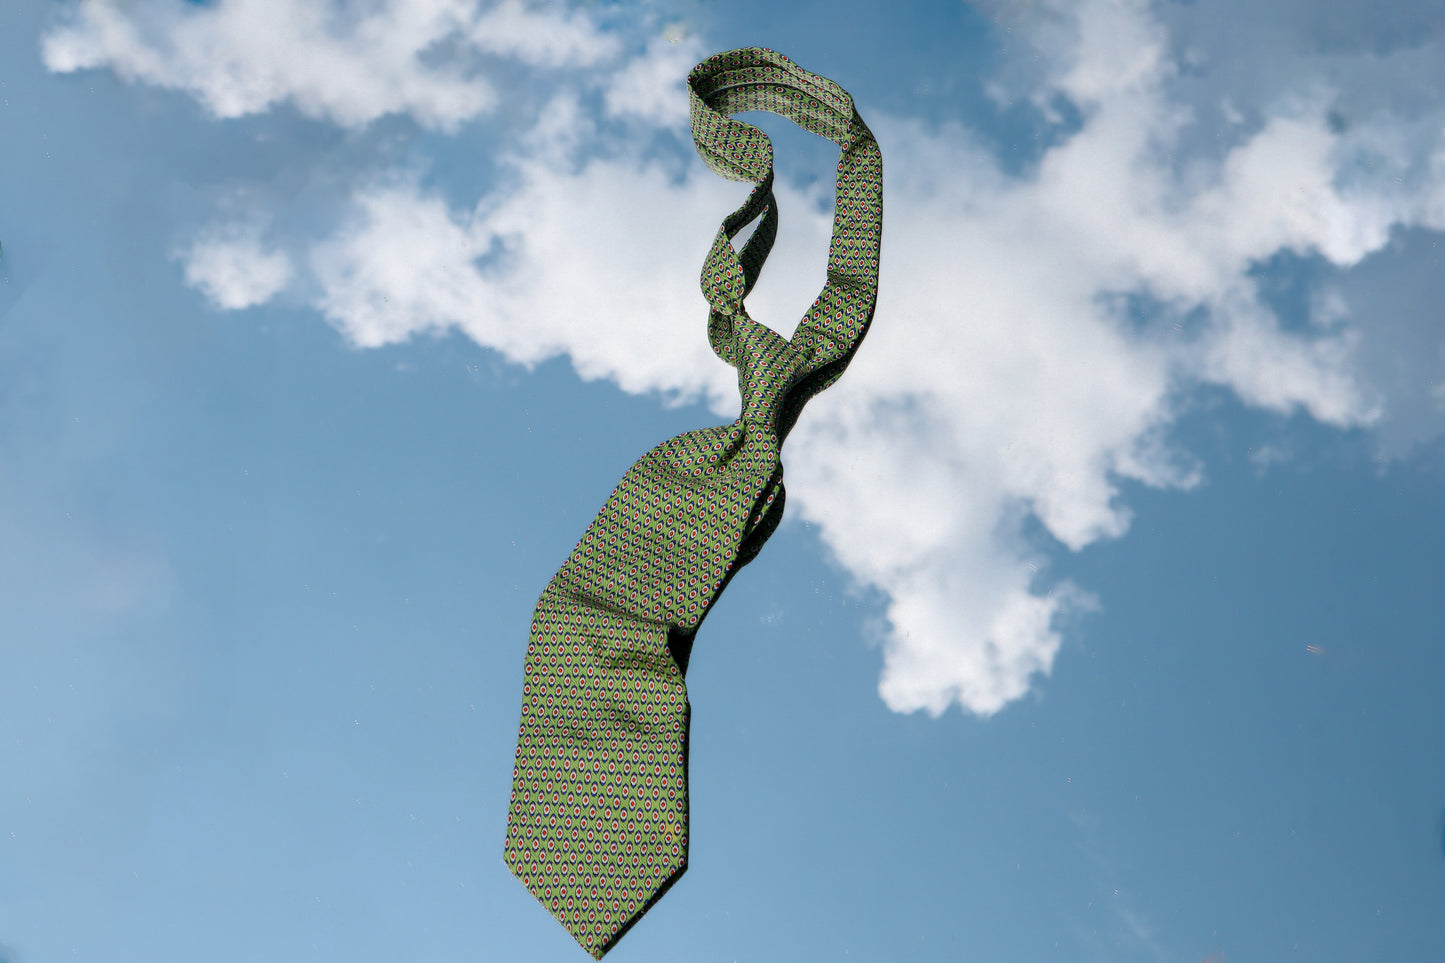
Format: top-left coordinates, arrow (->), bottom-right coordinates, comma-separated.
177,222 -> 293,310
40,0 -> 617,131
603,35 -> 704,128
310,133 -> 736,407
467,0 -> 619,68
975,0 -> 1445,462
65,0 -> 1445,714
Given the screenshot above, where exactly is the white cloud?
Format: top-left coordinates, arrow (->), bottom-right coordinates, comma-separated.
603,35 -> 704,128
142,0 -> 1445,715
1194,289 -> 1378,426
40,0 -> 618,131
467,0 -> 619,68
178,222 -> 293,310
308,112 -> 738,405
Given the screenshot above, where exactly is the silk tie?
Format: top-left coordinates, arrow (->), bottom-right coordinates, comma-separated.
503,47 -> 883,958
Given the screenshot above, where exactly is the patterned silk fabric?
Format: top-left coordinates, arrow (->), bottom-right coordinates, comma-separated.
503,47 -> 883,958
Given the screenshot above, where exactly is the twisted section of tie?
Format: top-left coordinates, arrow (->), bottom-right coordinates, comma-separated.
504,47 -> 883,959
689,47 -> 883,443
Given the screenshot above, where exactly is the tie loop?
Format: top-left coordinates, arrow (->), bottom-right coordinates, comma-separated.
687,47 -> 883,409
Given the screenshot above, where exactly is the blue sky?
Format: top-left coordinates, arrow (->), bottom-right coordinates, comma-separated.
2,0 -> 1443,960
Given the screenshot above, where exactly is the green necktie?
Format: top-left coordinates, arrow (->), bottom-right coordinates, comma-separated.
503,47 -> 883,958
